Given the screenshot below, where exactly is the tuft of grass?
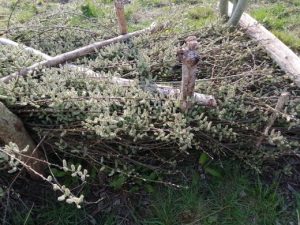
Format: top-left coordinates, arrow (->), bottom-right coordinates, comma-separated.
80,0 -> 106,18
187,6 -> 215,20
186,5 -> 216,29
252,4 -> 288,30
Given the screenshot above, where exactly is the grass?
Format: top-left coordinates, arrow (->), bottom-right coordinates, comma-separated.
6,164 -> 297,225
251,1 -> 300,53
143,165 -> 293,225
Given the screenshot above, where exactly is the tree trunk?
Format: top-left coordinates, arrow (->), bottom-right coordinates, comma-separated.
115,0 -> 128,35
0,102 -> 45,178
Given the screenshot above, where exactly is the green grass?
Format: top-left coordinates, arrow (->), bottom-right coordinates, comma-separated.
144,166 -> 293,225
251,2 -> 300,52
5,164 -> 297,225
11,204 -> 87,225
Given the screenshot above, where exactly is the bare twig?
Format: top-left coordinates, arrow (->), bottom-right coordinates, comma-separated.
256,92 -> 290,147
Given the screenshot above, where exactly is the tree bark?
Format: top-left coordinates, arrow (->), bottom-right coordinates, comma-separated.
0,38 -> 217,107
178,36 -> 203,111
115,0 -> 128,35
227,1 -> 300,87
0,102 -> 45,178
219,0 -> 229,20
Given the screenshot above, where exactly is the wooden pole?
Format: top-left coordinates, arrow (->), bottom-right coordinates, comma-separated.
114,0 -> 129,35
227,1 -> 300,87
0,102 -> 45,178
0,38 -> 217,107
178,36 -> 202,111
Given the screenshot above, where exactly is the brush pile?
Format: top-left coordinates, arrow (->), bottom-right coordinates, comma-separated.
0,1 -> 299,187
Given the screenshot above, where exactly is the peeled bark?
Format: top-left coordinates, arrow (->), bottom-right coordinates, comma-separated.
0,102 -> 45,177
0,38 -> 217,107
177,36 -> 213,111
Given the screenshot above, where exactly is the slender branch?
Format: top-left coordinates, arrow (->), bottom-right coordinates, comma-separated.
256,92 -> 290,147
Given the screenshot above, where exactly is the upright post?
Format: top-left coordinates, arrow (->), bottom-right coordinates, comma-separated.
177,36 -> 200,112
114,0 -> 130,35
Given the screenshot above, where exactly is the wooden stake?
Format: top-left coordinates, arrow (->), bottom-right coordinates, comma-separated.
0,102 -> 45,178
178,36 -> 203,111
114,0 -> 129,35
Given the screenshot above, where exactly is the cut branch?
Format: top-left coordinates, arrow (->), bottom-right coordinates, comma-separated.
178,36 -> 202,111
256,92 -> 290,147
0,101 -> 45,178
0,38 -> 216,107
0,23 -> 160,83
114,0 -> 128,35
228,1 -> 300,87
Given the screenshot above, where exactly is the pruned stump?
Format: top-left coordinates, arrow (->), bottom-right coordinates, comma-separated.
178,36 -> 201,112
